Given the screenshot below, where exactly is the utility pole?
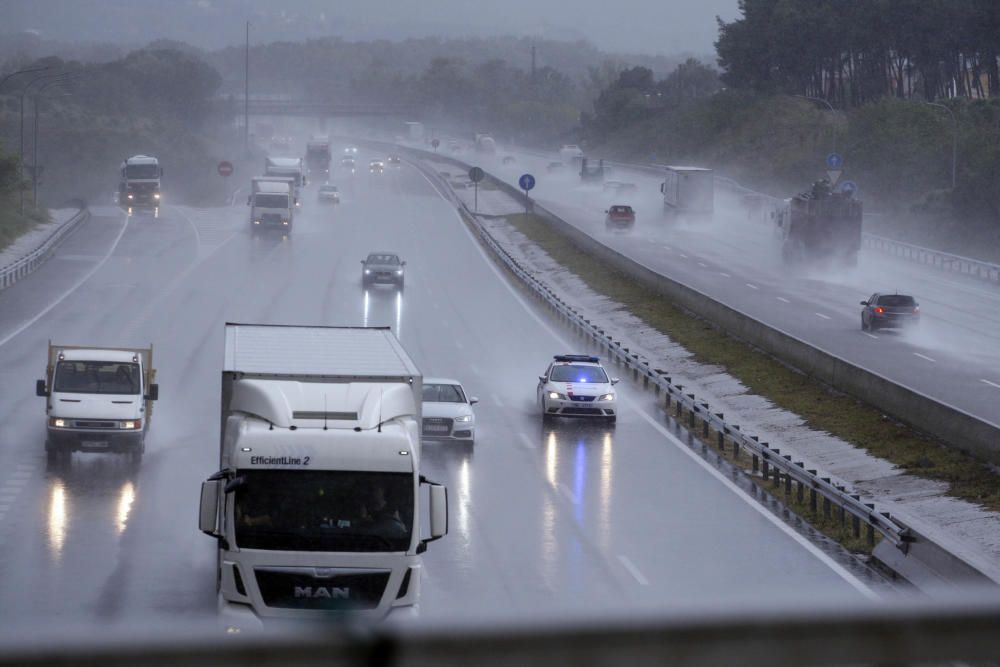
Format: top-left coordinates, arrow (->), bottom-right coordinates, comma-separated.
245,20 -> 250,155
32,95 -> 39,207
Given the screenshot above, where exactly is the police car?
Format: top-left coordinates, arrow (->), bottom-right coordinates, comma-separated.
537,355 -> 618,423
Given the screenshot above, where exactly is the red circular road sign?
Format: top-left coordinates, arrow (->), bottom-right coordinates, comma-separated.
217,161 -> 234,177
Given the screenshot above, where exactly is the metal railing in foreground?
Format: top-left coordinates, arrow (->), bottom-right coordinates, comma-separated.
4,597 -> 1000,666
0,207 -> 89,290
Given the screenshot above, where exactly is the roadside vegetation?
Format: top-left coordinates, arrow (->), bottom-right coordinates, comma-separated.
503,211 -> 1000,516
0,145 -> 47,254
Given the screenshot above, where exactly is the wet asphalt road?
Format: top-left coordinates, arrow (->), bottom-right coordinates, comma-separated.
0,151 -> 882,632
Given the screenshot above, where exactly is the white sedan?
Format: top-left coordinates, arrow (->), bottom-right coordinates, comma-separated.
537,355 -> 618,423
422,378 -> 478,444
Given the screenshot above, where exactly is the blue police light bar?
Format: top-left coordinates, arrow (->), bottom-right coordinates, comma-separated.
553,355 -> 600,363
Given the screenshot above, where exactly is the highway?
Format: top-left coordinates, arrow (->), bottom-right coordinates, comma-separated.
0,147 -> 885,631
443,144 -> 1000,428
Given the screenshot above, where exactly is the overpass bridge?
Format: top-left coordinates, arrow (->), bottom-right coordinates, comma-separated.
241,97 -> 417,117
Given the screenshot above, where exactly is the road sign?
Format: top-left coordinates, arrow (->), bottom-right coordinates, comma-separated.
468,167 -> 485,183
826,169 -> 842,186
839,180 -> 858,196
519,173 -> 535,191
217,161 -> 234,177
825,152 -> 843,169
431,138 -> 440,150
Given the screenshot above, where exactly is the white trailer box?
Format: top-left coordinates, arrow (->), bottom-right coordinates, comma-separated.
264,157 -> 306,203
199,324 -> 447,628
660,166 -> 714,217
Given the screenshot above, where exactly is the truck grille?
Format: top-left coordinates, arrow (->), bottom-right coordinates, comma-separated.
261,213 -> 282,224
73,420 -> 117,429
422,417 -> 453,435
255,569 -> 390,611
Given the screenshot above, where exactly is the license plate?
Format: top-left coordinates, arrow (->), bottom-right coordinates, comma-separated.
81,441 -> 110,449
425,425 -> 449,433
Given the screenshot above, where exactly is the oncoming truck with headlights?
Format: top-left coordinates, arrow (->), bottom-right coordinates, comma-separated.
118,155 -> 162,213
36,342 -> 158,464
198,323 -> 448,627
248,177 -> 294,233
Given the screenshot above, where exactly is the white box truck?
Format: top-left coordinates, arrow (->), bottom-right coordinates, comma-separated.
248,177 -> 294,233
264,157 -> 306,204
36,342 -> 158,464
405,121 -> 425,142
660,166 -> 714,217
198,324 -> 448,628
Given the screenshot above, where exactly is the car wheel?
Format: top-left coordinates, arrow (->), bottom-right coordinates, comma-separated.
861,316 -> 868,331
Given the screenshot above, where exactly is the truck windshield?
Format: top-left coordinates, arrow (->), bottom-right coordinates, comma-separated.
234,470 -> 413,552
254,194 -> 289,208
53,361 -> 141,395
125,164 -> 159,179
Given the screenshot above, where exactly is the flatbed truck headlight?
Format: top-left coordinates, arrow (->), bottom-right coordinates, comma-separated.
154,193 -> 160,200
49,418 -> 66,428
120,420 -> 142,430
127,194 -> 134,200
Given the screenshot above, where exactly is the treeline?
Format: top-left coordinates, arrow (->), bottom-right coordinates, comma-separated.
716,0 -> 1000,107
0,48 -> 240,206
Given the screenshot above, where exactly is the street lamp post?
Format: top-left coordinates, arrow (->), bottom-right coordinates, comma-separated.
795,94 -> 837,154
245,21 -> 250,155
925,101 -> 958,190
0,66 -> 49,92
32,82 -> 73,207
18,72 -> 75,212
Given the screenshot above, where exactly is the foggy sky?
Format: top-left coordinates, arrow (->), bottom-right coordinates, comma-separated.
4,0 -> 740,57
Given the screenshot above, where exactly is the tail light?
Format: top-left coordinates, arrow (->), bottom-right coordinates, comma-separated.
874,306 -> 885,314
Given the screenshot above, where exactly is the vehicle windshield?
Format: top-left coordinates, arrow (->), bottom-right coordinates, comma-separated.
53,360 -> 141,395
877,295 -> 916,307
320,185 -> 338,193
306,146 -> 328,156
125,164 -> 158,179
367,254 -> 399,265
234,470 -> 413,552
254,193 -> 289,208
423,383 -> 466,403
549,364 -> 609,383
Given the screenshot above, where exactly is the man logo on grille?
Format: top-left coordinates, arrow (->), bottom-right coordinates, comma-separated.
294,586 -> 350,599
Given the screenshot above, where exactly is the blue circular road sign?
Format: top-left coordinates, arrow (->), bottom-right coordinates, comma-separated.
826,152 -> 844,169
839,180 -> 859,196
519,173 -> 536,191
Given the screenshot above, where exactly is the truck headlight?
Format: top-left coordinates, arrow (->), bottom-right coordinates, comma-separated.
396,269 -> 403,275
49,418 -> 66,428
599,393 -> 615,401
282,220 -> 289,225
364,269 -> 371,274
127,194 -> 134,200
120,420 -> 142,430
454,415 -> 472,423
254,220 -> 261,225
153,193 -> 160,200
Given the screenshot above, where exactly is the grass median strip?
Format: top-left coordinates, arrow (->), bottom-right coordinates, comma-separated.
504,212 -> 1000,515
0,197 -> 47,254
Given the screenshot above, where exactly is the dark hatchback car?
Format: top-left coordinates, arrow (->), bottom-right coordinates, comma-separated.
861,293 -> 920,331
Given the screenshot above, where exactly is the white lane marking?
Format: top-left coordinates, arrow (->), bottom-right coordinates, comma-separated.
697,262 -> 708,268
518,432 -> 534,450
661,244 -> 673,251
776,296 -> 790,303
815,312 -> 831,320
415,161 -> 879,600
0,211 -> 131,348
679,253 -> 688,259
745,283 -> 758,290
862,332 -> 879,340
720,272 -> 731,278
558,483 -> 579,504
913,352 -> 936,363
617,555 -> 650,586
980,379 -> 1000,390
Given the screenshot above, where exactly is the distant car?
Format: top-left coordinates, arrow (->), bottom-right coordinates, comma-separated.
369,160 -> 385,174
559,144 -> 585,162
605,205 -> 635,231
501,155 -> 516,165
546,161 -> 565,173
269,136 -> 291,150
344,146 -> 359,155
861,293 -> 920,331
386,155 -> 402,166
361,252 -> 405,287
537,354 -> 618,423
422,378 -> 478,445
317,184 -> 339,204
603,180 -> 637,195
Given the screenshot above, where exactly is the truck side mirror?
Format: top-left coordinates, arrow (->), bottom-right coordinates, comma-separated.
146,384 -> 159,401
660,183 -> 664,193
159,167 -> 164,177
36,379 -> 49,397
418,479 -> 448,553
199,480 -> 222,536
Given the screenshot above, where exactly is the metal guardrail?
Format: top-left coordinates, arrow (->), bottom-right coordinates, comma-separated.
0,207 -> 89,291
410,153 -> 911,553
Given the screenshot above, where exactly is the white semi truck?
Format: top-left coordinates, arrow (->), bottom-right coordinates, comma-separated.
405,121 -> 425,142
198,323 -> 448,627
118,155 -> 162,213
264,157 -> 306,204
248,177 -> 294,233
36,342 -> 158,464
660,166 -> 714,217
